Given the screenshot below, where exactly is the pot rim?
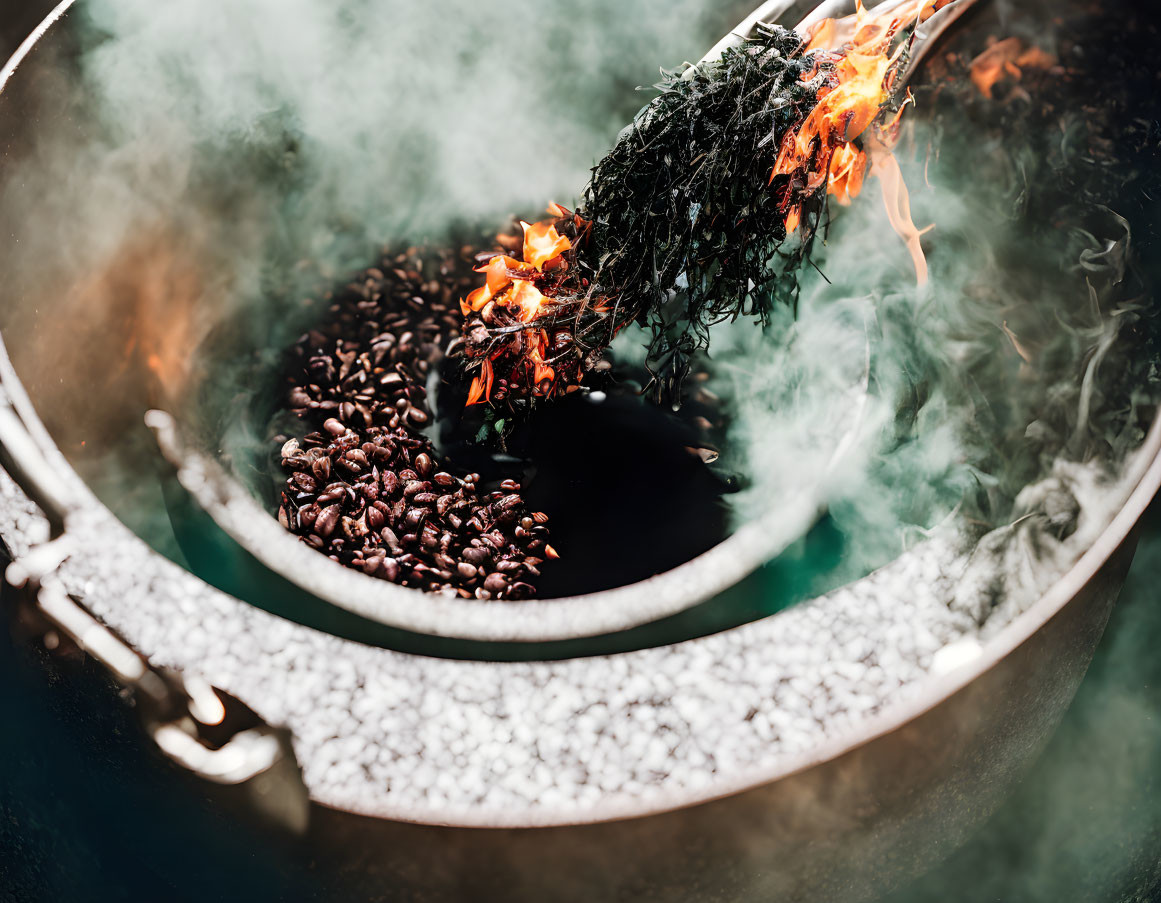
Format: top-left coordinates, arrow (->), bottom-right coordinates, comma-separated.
4,0 -> 1161,831
308,413 -> 1161,827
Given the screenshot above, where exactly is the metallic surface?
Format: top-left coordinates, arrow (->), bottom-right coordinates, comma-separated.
1,1 -> 1159,901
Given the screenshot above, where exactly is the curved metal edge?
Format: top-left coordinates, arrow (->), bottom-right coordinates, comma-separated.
0,0 -> 73,92
147,329 -> 869,642
332,410 -> 1161,829
151,408 -> 824,642
3,0 -> 1156,833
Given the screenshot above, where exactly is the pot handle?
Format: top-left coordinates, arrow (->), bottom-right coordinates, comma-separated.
0,335 -> 309,834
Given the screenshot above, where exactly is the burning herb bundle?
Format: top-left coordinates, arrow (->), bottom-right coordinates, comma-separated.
462,3 -> 941,409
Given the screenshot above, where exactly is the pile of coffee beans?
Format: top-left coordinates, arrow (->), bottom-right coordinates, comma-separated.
275,245 -> 554,600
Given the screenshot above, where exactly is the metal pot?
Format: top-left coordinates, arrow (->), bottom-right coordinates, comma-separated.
1,1 -> 1159,901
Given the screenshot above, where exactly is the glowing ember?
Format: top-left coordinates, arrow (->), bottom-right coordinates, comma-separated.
772,0 -> 951,278
463,208 -> 587,406
969,37 -> 1057,100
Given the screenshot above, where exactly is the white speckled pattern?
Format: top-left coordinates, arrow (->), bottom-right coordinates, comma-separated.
6,458 -> 1116,827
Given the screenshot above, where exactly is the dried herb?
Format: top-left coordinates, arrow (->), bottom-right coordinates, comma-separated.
578,24 -> 827,401
461,23 -> 898,408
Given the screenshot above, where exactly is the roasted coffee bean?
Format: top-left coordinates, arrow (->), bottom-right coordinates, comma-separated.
291,473 -> 318,493
483,573 -> 509,594
462,547 -> 489,566
298,504 -> 320,529
316,488 -> 343,507
315,504 -> 341,538
274,244 -> 555,598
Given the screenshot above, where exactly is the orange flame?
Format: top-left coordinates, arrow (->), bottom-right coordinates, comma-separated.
969,37 -> 1057,99
522,220 -> 572,270
774,0 -> 943,282
463,2 -> 952,406
463,209 -> 576,405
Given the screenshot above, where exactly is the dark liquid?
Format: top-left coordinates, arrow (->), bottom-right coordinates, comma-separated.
436,368 -> 733,597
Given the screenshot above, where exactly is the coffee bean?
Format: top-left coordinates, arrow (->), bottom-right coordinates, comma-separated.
274,244 -> 556,599
462,547 -> 489,565
483,573 -> 508,594
317,485 -> 345,506
315,504 -> 341,538
291,473 -> 318,494
311,456 -> 332,482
